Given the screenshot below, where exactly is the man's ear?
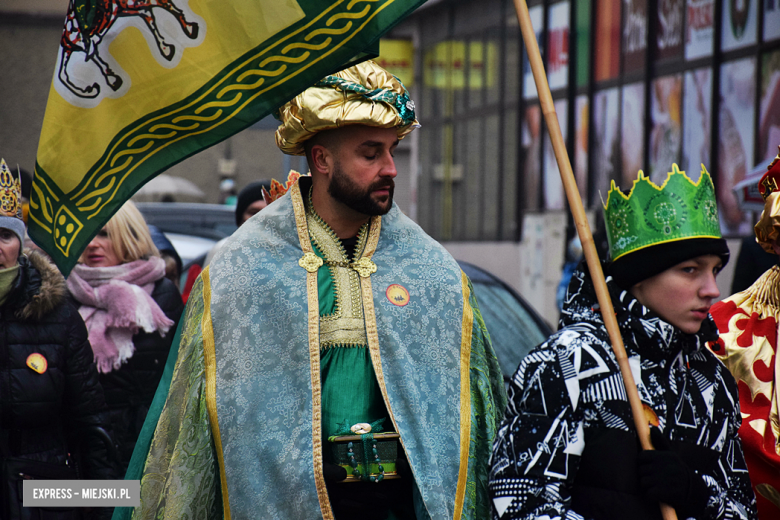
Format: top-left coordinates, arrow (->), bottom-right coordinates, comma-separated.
309,144 -> 334,178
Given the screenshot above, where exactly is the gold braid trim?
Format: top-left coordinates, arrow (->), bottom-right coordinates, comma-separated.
358,216 -> 393,424
453,271 -> 474,520
290,182 -> 334,519
201,266 -> 231,520
358,216 -> 413,472
737,265 -> 780,317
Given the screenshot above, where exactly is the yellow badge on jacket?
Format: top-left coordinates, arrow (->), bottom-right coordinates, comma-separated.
26,353 -> 48,374
386,284 -> 410,306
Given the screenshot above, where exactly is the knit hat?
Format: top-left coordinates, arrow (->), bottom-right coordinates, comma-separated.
275,60 -> 419,156
0,159 -> 25,249
604,164 -> 728,289
235,180 -> 272,226
609,238 -> 729,289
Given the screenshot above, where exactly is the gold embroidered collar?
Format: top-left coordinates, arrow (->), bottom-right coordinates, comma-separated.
305,188 -> 372,348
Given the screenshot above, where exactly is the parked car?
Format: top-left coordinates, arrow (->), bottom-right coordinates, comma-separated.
136,202 -> 236,266
458,261 -> 553,382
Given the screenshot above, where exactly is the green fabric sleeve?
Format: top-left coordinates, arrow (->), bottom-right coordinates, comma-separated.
129,277 -> 221,520
462,277 -> 509,519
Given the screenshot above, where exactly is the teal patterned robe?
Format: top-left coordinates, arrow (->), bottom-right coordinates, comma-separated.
131,178 -> 506,519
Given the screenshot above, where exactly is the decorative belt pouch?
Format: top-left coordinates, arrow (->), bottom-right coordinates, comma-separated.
328,432 -> 401,483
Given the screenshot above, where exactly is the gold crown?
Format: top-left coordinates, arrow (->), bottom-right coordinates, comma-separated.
0,159 -> 22,220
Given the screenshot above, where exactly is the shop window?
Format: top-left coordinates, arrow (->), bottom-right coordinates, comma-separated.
759,50 -> 780,163
574,95 -> 590,205
623,0 -> 648,74
547,1 -> 570,92
721,0 -> 757,51
682,68 -> 713,177
543,99 -> 568,210
592,88 -> 620,202
685,0 -> 714,60
621,83 -> 646,185
719,58 -> 756,235
594,0 -> 621,81
649,75 -> 683,182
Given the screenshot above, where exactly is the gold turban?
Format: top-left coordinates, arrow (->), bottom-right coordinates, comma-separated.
755,147 -> 780,254
275,60 -> 419,156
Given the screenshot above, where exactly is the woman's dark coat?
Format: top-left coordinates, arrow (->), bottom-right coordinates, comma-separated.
0,250 -> 117,520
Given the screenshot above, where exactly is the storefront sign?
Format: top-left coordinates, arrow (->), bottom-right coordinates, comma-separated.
685,0 -> 714,60
424,40 -> 497,90
657,0 -> 684,61
623,0 -> 648,73
377,39 -> 414,87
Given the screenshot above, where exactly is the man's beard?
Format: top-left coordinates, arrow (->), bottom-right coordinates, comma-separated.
328,164 -> 394,216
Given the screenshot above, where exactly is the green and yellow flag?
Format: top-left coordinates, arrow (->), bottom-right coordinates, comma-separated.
31,0 -> 424,274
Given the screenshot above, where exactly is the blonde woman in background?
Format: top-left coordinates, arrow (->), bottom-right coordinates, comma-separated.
67,201 -> 183,474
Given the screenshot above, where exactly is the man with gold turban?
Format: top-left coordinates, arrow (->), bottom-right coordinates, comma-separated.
129,60 -> 506,520
709,147 -> 780,518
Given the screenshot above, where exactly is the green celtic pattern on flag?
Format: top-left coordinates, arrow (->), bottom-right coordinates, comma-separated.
31,0 -> 424,274
603,164 -> 722,261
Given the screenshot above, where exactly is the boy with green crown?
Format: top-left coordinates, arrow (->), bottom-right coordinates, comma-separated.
489,165 -> 756,519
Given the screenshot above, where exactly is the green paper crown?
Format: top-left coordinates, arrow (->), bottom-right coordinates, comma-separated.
603,164 -> 722,261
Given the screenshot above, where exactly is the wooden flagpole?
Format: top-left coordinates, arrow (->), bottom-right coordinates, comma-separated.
510,1 -> 677,518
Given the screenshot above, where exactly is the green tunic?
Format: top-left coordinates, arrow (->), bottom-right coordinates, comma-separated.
313,237 -> 390,455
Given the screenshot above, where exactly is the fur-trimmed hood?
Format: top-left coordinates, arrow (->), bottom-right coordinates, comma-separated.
9,249 -> 68,321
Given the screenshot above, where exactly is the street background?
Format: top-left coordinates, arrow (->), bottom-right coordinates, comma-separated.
3,0 -> 778,325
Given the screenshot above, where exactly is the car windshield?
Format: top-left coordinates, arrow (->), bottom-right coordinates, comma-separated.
458,261 -> 552,381
472,281 -> 550,378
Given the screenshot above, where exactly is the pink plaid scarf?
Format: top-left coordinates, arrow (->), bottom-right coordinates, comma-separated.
67,257 -> 174,373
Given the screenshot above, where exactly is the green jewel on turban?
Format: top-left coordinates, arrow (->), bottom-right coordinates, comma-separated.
603,164 -> 722,262
275,60 -> 420,156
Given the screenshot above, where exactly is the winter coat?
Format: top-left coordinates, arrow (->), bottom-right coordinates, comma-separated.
77,277 -> 183,471
0,250 -> 117,520
489,266 -> 756,520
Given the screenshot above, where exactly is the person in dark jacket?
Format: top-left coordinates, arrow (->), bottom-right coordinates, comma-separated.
489,166 -> 756,519
0,159 -> 117,519
67,201 -> 183,473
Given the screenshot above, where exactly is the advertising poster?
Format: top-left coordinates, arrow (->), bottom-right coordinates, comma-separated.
547,1 -> 570,91
722,0 -> 757,52
592,88 -> 620,205
595,0 -> 621,81
656,0 -> 684,61
544,99 -> 568,210
759,51 -> 780,163
622,0 -> 647,74
650,75 -> 683,183
522,104 -> 542,211
719,58 -> 756,234
523,5 -> 544,100
766,1 -> 780,41
685,0 -> 714,60
682,68 -> 712,178
621,83 -> 645,186
575,95 -> 590,205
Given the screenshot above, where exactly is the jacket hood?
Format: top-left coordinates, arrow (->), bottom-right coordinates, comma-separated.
10,249 -> 68,321
560,262 -> 718,360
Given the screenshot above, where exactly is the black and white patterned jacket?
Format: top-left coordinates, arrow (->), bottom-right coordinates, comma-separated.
489,266 -> 756,520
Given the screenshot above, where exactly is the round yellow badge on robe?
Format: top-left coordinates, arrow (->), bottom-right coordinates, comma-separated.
26,353 -> 47,374
386,284 -> 410,306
